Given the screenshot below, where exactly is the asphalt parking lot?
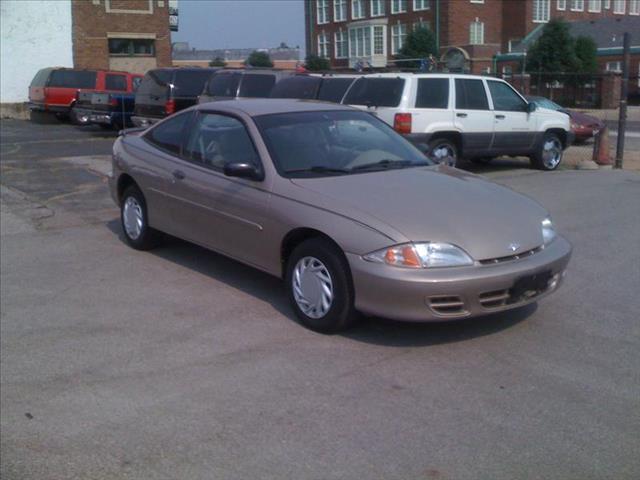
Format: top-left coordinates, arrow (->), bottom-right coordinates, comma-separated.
1,119 -> 639,480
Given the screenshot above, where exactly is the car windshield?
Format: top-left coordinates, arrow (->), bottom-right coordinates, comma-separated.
254,110 -> 431,178
531,97 -> 562,111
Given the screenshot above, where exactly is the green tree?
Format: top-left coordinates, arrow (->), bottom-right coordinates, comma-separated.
574,35 -> 598,74
526,18 -> 577,83
396,27 -> 437,69
246,51 -> 273,68
209,57 -> 226,67
305,54 -> 330,71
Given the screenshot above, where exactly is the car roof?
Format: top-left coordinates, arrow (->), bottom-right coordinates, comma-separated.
358,72 -> 502,81
196,98 -> 355,117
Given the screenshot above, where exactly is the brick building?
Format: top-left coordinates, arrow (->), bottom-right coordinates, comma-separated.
304,0 -> 639,74
72,0 -> 173,74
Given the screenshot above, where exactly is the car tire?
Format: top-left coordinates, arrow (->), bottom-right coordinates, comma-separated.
531,133 -> 563,171
285,238 -> 357,333
120,185 -> 161,250
427,138 -> 458,167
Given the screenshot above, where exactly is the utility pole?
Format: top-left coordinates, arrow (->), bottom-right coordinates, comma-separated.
615,32 -> 630,169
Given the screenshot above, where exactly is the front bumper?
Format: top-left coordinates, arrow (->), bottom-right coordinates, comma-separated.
347,236 -> 572,322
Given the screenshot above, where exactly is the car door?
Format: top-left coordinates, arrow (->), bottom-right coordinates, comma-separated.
453,78 -> 494,156
137,110 -> 196,238
408,77 -> 454,139
180,112 -> 272,269
486,79 -> 536,154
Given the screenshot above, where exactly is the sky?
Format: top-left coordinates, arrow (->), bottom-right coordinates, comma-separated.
171,0 -> 306,53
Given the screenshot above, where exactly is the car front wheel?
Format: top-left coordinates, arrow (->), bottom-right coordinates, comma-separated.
285,238 -> 357,333
120,185 -> 160,250
427,138 -> 458,167
532,133 -> 563,171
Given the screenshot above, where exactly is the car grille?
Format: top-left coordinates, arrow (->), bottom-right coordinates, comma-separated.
427,295 -> 467,317
478,246 -> 543,265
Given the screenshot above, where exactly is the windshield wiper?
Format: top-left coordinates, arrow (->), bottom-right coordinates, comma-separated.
350,159 -> 421,171
284,166 -> 350,175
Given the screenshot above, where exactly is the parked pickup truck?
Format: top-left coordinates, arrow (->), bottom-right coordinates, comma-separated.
74,88 -> 139,130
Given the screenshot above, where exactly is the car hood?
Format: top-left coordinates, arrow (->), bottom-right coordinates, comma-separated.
290,165 -> 548,260
567,110 -> 603,126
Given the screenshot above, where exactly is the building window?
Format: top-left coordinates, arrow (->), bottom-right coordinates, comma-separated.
588,0 -> 602,11
606,61 -> 622,72
557,0 -> 567,9
613,0 -> 626,12
604,0 -> 611,8
334,0 -> 347,21
316,0 -> 329,24
414,19 -> 429,30
371,0 -> 385,16
391,23 -> 407,54
570,0 -> 585,10
470,0 -> 485,3
349,26 -> 372,57
335,30 -> 348,58
469,20 -> 484,44
352,0 -> 365,19
631,0 -> 640,13
391,0 -> 408,14
318,32 -> 330,58
108,38 -> 155,56
414,0 -> 430,10
533,0 -> 551,21
373,26 -> 385,54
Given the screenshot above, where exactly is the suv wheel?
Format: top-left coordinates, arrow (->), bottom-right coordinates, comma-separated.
532,133 -> 563,171
120,185 -> 161,250
285,238 -> 357,333
427,138 -> 458,167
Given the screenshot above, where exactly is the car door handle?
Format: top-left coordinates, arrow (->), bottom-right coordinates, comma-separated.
495,114 -> 506,119
172,170 -> 185,180
456,113 -> 468,118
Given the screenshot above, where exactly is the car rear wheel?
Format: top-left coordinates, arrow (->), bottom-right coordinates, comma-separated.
285,238 -> 357,333
531,133 -> 563,171
120,185 -> 160,250
427,138 -> 458,167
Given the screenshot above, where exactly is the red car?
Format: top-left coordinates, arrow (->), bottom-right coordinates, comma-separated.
28,68 -> 141,123
527,96 -> 605,143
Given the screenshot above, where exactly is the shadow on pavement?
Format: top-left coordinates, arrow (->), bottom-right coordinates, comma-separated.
106,219 -> 534,346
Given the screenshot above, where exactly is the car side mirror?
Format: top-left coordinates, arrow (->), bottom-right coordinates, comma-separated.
526,102 -> 537,113
223,162 -> 263,181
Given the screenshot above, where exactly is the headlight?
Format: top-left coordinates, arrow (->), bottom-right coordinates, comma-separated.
542,217 -> 556,244
363,242 -> 474,268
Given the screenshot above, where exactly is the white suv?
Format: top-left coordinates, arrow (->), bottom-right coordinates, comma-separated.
342,73 -> 574,170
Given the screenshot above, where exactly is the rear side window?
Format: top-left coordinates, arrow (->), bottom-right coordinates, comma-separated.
132,76 -> 143,91
270,76 -> 320,99
173,70 -> 212,97
30,68 -> 52,87
487,80 -> 527,112
135,70 -> 171,96
207,73 -> 241,97
145,111 -> 192,155
343,78 -> 405,107
416,78 -> 449,109
106,74 -> 127,91
48,70 -> 97,89
317,78 -> 354,102
239,74 -> 276,98
455,79 -> 489,110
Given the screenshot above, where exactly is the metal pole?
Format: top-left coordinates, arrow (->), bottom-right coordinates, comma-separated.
615,32 -> 630,169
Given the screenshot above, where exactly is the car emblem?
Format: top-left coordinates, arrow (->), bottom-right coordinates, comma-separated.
509,243 -> 520,252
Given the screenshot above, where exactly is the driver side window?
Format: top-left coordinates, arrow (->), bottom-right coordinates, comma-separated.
487,80 -> 527,112
183,113 -> 260,171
